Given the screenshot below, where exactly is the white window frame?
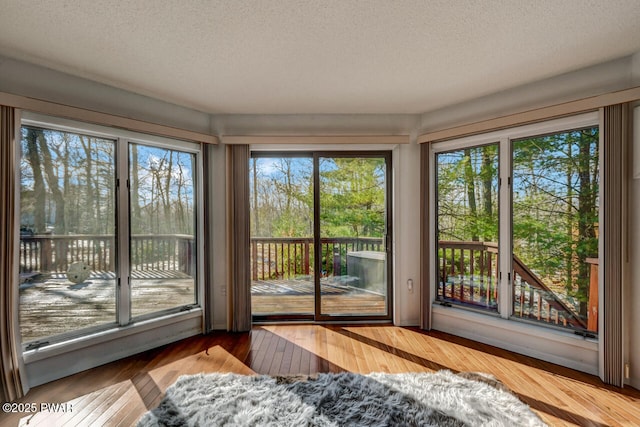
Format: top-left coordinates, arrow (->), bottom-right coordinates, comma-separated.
18,111 -> 205,386
430,112 -> 601,374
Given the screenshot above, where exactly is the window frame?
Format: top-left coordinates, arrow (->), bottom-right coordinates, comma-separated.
433,140 -> 501,315
18,111 -> 205,348
249,149 -> 394,322
429,112 -> 601,372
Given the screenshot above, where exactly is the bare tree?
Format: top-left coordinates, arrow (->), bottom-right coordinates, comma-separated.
24,128 -> 46,233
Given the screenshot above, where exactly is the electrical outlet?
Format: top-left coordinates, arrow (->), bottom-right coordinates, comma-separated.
625,363 -> 630,379
407,279 -> 414,293
220,286 -> 226,296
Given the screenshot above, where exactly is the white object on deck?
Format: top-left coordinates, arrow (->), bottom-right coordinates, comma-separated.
67,261 -> 90,284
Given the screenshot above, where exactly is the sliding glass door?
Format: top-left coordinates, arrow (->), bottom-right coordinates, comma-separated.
317,155 -> 390,318
250,155 -> 315,317
251,151 -> 392,321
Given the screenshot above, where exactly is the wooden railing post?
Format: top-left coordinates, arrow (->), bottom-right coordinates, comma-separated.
41,236 -> 52,272
586,258 -> 599,332
178,238 -> 185,273
251,239 -> 258,280
108,236 -> 115,271
177,237 -> 194,276
333,246 -> 341,277
57,238 -> 68,271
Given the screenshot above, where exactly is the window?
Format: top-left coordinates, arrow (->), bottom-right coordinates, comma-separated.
128,143 -> 198,319
18,114 -> 201,346
19,125 -> 117,342
435,143 -> 499,312
512,127 -> 599,333
432,114 -> 599,336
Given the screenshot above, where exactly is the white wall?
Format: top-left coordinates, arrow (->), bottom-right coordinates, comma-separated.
629,53 -> 640,389
0,55 -> 211,134
212,114 -> 419,136
393,141 -> 421,325
631,64 -> 640,387
420,55 -> 635,133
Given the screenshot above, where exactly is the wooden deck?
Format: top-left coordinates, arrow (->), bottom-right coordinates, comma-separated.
19,276 -> 386,343
19,271 -> 196,343
251,278 -> 387,316
2,325 -> 639,426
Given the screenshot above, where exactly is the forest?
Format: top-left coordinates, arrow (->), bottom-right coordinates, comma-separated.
20,126 -> 195,238
249,156 -> 387,281
250,156 -> 386,239
21,126 -> 116,236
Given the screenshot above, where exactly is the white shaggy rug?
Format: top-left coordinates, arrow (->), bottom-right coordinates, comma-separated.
137,370 -> 547,426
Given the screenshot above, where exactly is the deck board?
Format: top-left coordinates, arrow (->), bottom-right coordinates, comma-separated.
19,275 -> 387,342
251,278 -> 387,316
19,271 -> 196,343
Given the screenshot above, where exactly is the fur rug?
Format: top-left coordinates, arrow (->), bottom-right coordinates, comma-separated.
137,370 -> 547,426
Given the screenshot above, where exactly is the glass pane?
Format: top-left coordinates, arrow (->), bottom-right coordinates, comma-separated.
319,157 -> 388,317
250,157 -> 315,316
512,127 -> 599,334
129,144 -> 197,318
19,126 -> 117,343
435,144 -> 499,311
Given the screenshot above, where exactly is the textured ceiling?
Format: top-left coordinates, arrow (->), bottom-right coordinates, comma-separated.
1,1 -> 640,114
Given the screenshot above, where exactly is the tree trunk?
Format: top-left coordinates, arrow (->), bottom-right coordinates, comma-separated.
164,151 -> 173,232
37,132 -> 65,233
566,141 -> 573,292
464,149 -> 479,241
481,149 -> 493,241
80,136 -> 95,233
131,144 -> 141,233
24,129 -> 46,233
577,130 -> 597,317
252,158 -> 259,235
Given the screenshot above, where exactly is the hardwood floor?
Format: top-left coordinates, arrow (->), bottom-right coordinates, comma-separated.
2,325 -> 639,426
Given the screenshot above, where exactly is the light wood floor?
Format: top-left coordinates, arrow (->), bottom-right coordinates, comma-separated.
2,325 -> 639,426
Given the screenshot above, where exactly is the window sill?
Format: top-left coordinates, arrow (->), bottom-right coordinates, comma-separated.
23,308 -> 202,386
24,308 -> 202,364
432,303 -> 598,374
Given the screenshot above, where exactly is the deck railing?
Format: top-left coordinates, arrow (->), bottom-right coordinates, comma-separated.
250,236 -> 384,281
438,240 -> 593,332
19,233 -> 595,332
438,240 -> 499,309
19,234 -> 195,276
